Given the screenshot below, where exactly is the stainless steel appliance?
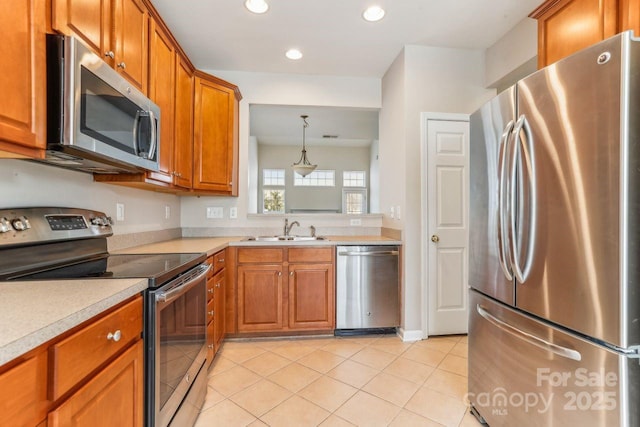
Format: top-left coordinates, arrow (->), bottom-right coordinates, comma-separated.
469,31 -> 640,426
335,245 -> 400,334
43,35 -> 160,174
0,207 -> 208,427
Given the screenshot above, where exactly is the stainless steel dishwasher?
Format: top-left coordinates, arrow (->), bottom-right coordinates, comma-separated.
335,245 -> 400,334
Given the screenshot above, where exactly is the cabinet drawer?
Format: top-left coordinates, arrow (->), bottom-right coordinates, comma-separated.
49,296 -> 143,400
207,276 -> 215,301
213,249 -> 226,273
238,248 -> 284,263
289,247 -> 333,263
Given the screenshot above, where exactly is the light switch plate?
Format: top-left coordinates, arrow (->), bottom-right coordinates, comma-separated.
350,218 -> 362,226
230,207 -> 238,219
116,203 -> 125,221
165,206 -> 171,220
390,206 -> 395,219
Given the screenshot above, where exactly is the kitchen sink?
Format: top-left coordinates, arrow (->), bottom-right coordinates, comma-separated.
244,235 -> 327,242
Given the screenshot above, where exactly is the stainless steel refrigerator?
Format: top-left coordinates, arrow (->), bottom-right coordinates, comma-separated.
468,31 -> 640,426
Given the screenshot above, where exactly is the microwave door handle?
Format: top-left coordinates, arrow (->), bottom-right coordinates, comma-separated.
155,263 -> 211,304
146,109 -> 157,160
477,304 -> 582,361
133,110 -> 142,157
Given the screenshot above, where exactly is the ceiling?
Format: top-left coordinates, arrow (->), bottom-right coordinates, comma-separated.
150,0 -> 542,78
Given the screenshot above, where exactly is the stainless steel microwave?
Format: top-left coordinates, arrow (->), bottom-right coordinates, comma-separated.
42,35 -> 160,174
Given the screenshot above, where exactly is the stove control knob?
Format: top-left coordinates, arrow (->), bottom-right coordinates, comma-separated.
0,218 -> 10,233
104,216 -> 113,225
11,217 -> 30,231
90,217 -> 105,226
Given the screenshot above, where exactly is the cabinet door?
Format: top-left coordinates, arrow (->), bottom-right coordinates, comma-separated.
214,272 -> 226,351
0,352 -> 48,427
193,76 -> 238,194
532,0 -> 618,67
237,264 -> 283,331
52,0 -> 112,59
288,263 -> 335,330
113,0 -> 148,92
48,341 -> 144,427
620,0 -> 640,34
0,0 -> 46,155
147,17 -> 175,184
173,55 -> 194,188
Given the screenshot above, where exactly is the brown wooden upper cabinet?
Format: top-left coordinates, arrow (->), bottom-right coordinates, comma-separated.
0,0 -> 47,158
173,54 -> 195,189
193,72 -> 241,196
531,0 -> 640,67
52,0 -> 149,93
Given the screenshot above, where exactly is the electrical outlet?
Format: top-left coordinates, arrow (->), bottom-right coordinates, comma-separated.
229,207 -> 238,219
165,206 -> 171,220
206,207 -> 224,219
116,203 -> 125,221
350,218 -> 362,226
396,206 -> 401,220
390,206 -> 395,219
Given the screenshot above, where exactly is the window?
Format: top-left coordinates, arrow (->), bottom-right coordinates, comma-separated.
343,171 -> 366,187
343,189 -> 367,214
294,170 -> 335,186
263,169 -> 285,186
263,189 -> 285,213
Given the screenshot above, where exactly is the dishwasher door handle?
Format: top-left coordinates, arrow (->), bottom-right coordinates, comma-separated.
338,251 -> 399,256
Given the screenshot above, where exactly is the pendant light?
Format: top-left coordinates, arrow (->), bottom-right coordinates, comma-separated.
292,115 -> 317,177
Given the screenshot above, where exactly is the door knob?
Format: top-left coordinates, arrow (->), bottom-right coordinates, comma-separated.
431,235 -> 440,243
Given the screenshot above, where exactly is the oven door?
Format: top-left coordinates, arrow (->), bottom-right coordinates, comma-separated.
147,263 -> 210,427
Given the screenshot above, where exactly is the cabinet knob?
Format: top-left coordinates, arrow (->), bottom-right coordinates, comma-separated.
117,62 -> 126,69
216,283 -> 221,288
290,271 -> 294,276
208,344 -> 214,349
208,310 -> 215,317
107,330 -> 122,342
208,288 -> 214,294
104,51 -> 115,59
278,271 -> 282,276
218,258 -> 225,262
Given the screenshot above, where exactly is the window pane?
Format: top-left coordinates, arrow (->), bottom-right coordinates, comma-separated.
343,188 -> 367,214
294,170 -> 335,186
343,171 -> 366,187
263,189 -> 285,213
263,169 -> 285,186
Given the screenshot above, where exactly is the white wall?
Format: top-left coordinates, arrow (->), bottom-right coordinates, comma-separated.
381,45 -> 495,334
485,18 -> 538,89
0,160 -> 180,234
180,70 -> 381,229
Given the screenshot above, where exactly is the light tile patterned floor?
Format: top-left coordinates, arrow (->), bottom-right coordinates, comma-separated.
195,334 -> 483,427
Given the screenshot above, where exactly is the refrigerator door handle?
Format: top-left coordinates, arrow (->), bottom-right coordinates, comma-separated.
497,120 -> 514,281
477,304 -> 582,361
509,115 -> 537,283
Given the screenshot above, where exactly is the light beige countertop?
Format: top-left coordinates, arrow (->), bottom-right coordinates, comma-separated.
0,278 -> 147,365
113,236 -> 401,253
113,237 -> 243,256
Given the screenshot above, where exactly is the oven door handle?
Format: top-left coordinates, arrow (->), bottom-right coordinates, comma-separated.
155,263 -> 211,303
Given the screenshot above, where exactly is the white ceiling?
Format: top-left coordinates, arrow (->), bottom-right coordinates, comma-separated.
150,0 -> 542,78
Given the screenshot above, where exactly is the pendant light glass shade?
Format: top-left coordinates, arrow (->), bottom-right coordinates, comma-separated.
292,115 -> 317,177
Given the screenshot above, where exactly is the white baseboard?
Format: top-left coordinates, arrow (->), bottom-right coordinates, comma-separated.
398,328 -> 424,342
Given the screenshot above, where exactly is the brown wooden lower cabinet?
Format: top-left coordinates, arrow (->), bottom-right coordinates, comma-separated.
0,295 -> 143,427
206,249 -> 227,366
234,247 -> 335,334
47,341 -> 144,427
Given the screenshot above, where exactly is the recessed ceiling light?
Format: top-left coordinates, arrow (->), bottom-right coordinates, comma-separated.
285,49 -> 303,60
245,0 -> 269,14
362,5 -> 385,22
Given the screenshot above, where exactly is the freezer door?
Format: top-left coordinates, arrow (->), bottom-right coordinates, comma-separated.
514,33 -> 633,347
469,87 -> 516,305
469,290 -> 639,427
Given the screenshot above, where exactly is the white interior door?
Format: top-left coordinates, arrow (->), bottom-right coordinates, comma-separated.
425,116 -> 469,336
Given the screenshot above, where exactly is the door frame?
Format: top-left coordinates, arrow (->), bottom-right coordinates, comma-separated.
420,112 -> 470,339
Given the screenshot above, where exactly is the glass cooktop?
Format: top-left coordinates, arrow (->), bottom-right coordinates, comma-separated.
9,252 -> 206,287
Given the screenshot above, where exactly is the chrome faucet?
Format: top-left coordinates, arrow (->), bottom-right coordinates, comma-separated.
310,225 -> 316,237
284,218 -> 300,236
